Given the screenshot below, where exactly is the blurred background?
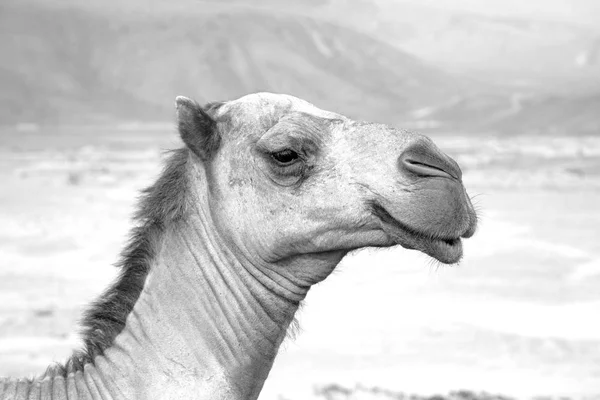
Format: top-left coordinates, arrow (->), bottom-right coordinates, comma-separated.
0,0 -> 599,399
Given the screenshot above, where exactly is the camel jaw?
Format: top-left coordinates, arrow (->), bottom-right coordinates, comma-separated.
371,202 -> 468,264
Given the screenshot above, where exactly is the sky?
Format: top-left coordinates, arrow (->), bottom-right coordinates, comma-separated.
396,0 -> 600,28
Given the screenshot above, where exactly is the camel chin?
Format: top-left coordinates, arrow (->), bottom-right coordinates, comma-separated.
371,195 -> 475,265
401,235 -> 464,265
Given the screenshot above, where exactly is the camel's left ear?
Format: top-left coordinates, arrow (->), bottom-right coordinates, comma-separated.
175,96 -> 220,160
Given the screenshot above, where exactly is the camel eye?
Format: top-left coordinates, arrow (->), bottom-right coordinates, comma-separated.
271,149 -> 299,165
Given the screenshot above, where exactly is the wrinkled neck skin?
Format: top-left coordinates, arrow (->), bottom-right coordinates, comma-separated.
0,160 -> 347,400
92,162 -> 340,400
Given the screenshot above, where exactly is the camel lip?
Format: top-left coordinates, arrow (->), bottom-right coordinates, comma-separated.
370,202 -> 465,264
390,226 -> 464,265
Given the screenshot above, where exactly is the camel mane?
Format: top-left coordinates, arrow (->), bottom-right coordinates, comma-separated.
40,148 -> 191,377
43,101 -> 224,377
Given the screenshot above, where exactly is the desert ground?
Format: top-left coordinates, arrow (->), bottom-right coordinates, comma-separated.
0,126 -> 599,399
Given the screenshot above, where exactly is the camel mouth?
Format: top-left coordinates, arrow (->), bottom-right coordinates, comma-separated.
371,202 -> 467,264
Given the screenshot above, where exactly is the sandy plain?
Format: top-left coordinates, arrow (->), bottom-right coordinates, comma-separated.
0,127 -> 599,399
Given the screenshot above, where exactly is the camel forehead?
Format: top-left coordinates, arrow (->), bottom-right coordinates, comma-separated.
221,92 -> 345,121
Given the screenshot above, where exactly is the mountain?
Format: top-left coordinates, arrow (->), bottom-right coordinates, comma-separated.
1,0 -> 598,136
489,93 -> 600,135
407,92 -> 600,136
317,0 -> 600,89
389,13 -> 600,88
0,1 -> 469,125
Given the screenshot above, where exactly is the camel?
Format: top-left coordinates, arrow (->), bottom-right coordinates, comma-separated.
0,92 -> 477,400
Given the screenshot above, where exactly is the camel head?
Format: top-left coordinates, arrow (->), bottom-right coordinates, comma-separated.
175,93 -> 477,288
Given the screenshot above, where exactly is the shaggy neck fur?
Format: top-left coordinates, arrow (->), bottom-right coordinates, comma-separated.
42,149 -> 303,399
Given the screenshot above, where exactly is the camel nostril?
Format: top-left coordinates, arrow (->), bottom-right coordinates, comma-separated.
399,141 -> 462,181
403,158 -> 454,179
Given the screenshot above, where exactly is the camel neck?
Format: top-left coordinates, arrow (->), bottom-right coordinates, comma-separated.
93,209 -> 304,400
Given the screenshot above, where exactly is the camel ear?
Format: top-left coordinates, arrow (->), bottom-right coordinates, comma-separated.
175,96 -> 220,160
